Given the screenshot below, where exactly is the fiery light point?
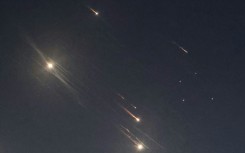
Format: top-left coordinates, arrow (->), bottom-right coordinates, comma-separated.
136,117 -> 141,122
47,62 -> 54,69
137,144 -> 144,151
90,8 -> 99,16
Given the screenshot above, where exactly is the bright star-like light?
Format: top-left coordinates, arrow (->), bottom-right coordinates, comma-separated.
137,144 -> 144,151
136,117 -> 141,122
89,8 -> 99,16
47,62 -> 54,69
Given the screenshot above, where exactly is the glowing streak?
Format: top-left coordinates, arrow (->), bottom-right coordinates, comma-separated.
120,105 -> 140,122
47,65 -> 84,106
120,129 -> 138,145
179,46 -> 189,54
121,126 -> 139,140
90,8 -> 99,16
117,93 -> 125,100
135,127 -> 165,149
131,104 -> 137,109
120,125 -> 130,133
119,125 -> 148,150
171,41 -> 189,54
27,38 -> 47,62
27,38 -> 84,107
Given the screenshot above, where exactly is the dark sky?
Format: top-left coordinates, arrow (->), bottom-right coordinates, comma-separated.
0,0 -> 245,153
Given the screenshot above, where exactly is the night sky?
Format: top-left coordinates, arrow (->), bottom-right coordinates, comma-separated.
0,0 -> 245,153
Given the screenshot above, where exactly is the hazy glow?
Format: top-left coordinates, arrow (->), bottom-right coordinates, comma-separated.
47,62 -> 54,69
136,117 -> 141,122
137,144 -> 144,150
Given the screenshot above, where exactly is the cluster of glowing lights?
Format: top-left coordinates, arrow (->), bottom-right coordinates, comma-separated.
31,4 -> 156,150
30,6 -> 200,152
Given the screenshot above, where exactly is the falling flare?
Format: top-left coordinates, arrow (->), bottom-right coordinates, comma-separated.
120,105 -> 141,122
117,93 -> 125,100
120,128 -> 138,145
119,125 -> 147,151
179,46 -> 189,54
130,104 -> 137,109
26,37 -> 85,108
171,41 -> 189,54
89,8 -> 99,16
120,125 -> 130,133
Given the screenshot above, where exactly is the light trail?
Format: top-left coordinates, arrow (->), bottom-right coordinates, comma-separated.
130,104 -> 137,109
120,125 -> 130,133
134,127 -> 165,149
89,8 -> 99,16
27,39 -> 84,107
171,41 -> 189,54
120,105 -> 141,122
120,129 -> 139,145
119,125 -> 146,151
117,93 -> 125,100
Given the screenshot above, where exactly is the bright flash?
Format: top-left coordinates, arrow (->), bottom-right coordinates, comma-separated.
136,117 -> 141,122
137,144 -> 144,151
47,62 -> 54,69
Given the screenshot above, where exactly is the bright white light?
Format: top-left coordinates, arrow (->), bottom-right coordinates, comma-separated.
90,8 -> 99,16
137,144 -> 144,151
136,117 -> 141,122
47,62 -> 54,69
